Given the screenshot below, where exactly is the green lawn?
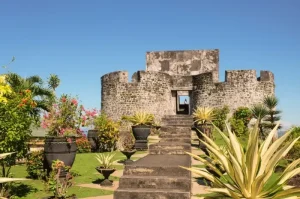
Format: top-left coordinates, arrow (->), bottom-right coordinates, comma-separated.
8,151 -> 147,199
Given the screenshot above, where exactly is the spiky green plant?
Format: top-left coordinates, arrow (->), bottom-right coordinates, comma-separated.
193,107 -> 216,125
121,111 -> 155,126
181,122 -> 300,199
95,153 -> 116,169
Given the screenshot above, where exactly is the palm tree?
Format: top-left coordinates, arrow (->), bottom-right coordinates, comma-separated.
263,95 -> 281,129
5,73 -> 54,119
47,74 -> 60,92
251,104 -> 268,138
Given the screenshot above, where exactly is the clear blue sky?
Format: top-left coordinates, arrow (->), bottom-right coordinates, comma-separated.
1,0 -> 299,127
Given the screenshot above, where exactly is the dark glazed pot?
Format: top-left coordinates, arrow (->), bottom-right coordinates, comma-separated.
194,123 -> 213,156
95,167 -> 116,186
44,137 -> 77,177
132,125 -> 151,150
121,150 -> 136,164
87,129 -> 99,152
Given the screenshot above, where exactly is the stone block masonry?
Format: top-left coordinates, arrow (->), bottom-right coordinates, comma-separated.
101,50 -> 275,123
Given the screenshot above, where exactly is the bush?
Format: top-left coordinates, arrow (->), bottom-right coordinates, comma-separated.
286,127 -> 300,160
26,150 -> 45,179
94,113 -> 120,152
229,107 -> 252,136
212,106 -> 229,131
233,107 -> 252,126
229,118 -> 248,137
76,137 -> 91,153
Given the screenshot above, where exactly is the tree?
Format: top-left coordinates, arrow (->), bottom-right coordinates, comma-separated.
251,104 -> 268,138
48,74 -> 60,92
212,106 -> 229,131
263,96 -> 282,129
5,73 -> 54,120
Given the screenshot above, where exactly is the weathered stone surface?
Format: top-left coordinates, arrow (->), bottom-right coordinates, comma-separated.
101,50 -> 275,124
149,142 -> 191,155
119,175 -> 191,191
146,50 -> 219,77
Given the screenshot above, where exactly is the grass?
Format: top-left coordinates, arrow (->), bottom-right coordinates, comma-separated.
8,150 -> 147,199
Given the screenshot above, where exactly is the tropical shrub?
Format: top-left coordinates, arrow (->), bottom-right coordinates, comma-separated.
229,118 -> 247,137
76,137 -> 91,153
192,107 -> 216,125
212,106 -> 229,131
182,122 -> 300,199
26,150 -> 45,179
233,107 -> 252,127
95,153 -> 116,169
122,111 -> 155,126
0,89 -> 35,178
94,113 -> 120,152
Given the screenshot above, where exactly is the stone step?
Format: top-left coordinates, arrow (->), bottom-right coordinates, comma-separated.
163,115 -> 193,119
162,121 -> 194,126
160,126 -> 192,134
119,175 -> 191,191
114,188 -> 190,199
123,155 -> 191,177
160,132 -> 191,138
149,142 -> 191,155
160,138 -> 191,143
162,118 -> 194,122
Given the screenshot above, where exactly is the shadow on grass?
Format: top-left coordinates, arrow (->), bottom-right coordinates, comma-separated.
10,183 -> 38,197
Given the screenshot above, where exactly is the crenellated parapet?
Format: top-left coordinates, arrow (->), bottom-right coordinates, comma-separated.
101,50 -> 275,123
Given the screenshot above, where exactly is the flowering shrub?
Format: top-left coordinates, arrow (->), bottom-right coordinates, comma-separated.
76,137 -> 91,153
26,150 -> 45,179
41,94 -> 98,137
0,75 -> 12,103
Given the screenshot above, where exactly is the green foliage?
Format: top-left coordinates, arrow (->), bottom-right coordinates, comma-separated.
182,123 -> 300,198
76,137 -> 91,153
121,111 -> 155,126
26,151 -> 45,179
212,106 -> 229,131
286,127 -> 300,160
0,91 -> 34,178
229,118 -> 248,137
229,107 -> 252,137
233,107 -> 252,126
94,113 -> 120,152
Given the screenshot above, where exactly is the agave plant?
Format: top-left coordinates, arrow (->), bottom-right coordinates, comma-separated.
181,122 -> 300,199
193,107 -> 216,125
95,153 -> 116,169
121,111 -> 155,126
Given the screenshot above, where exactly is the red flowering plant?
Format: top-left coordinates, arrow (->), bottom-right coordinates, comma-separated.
41,94 -> 98,137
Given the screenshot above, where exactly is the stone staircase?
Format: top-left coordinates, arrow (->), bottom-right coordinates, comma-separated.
114,115 -> 193,199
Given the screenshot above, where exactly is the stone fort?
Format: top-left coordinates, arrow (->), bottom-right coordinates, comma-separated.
101,49 -> 275,122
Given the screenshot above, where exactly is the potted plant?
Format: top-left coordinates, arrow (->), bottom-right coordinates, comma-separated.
41,94 -> 96,177
192,107 -> 215,154
95,153 -> 116,186
119,133 -> 136,165
121,112 -> 155,150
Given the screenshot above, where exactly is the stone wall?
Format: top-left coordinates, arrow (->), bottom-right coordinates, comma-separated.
101,70 -> 174,123
146,50 -> 219,80
191,70 -> 275,111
